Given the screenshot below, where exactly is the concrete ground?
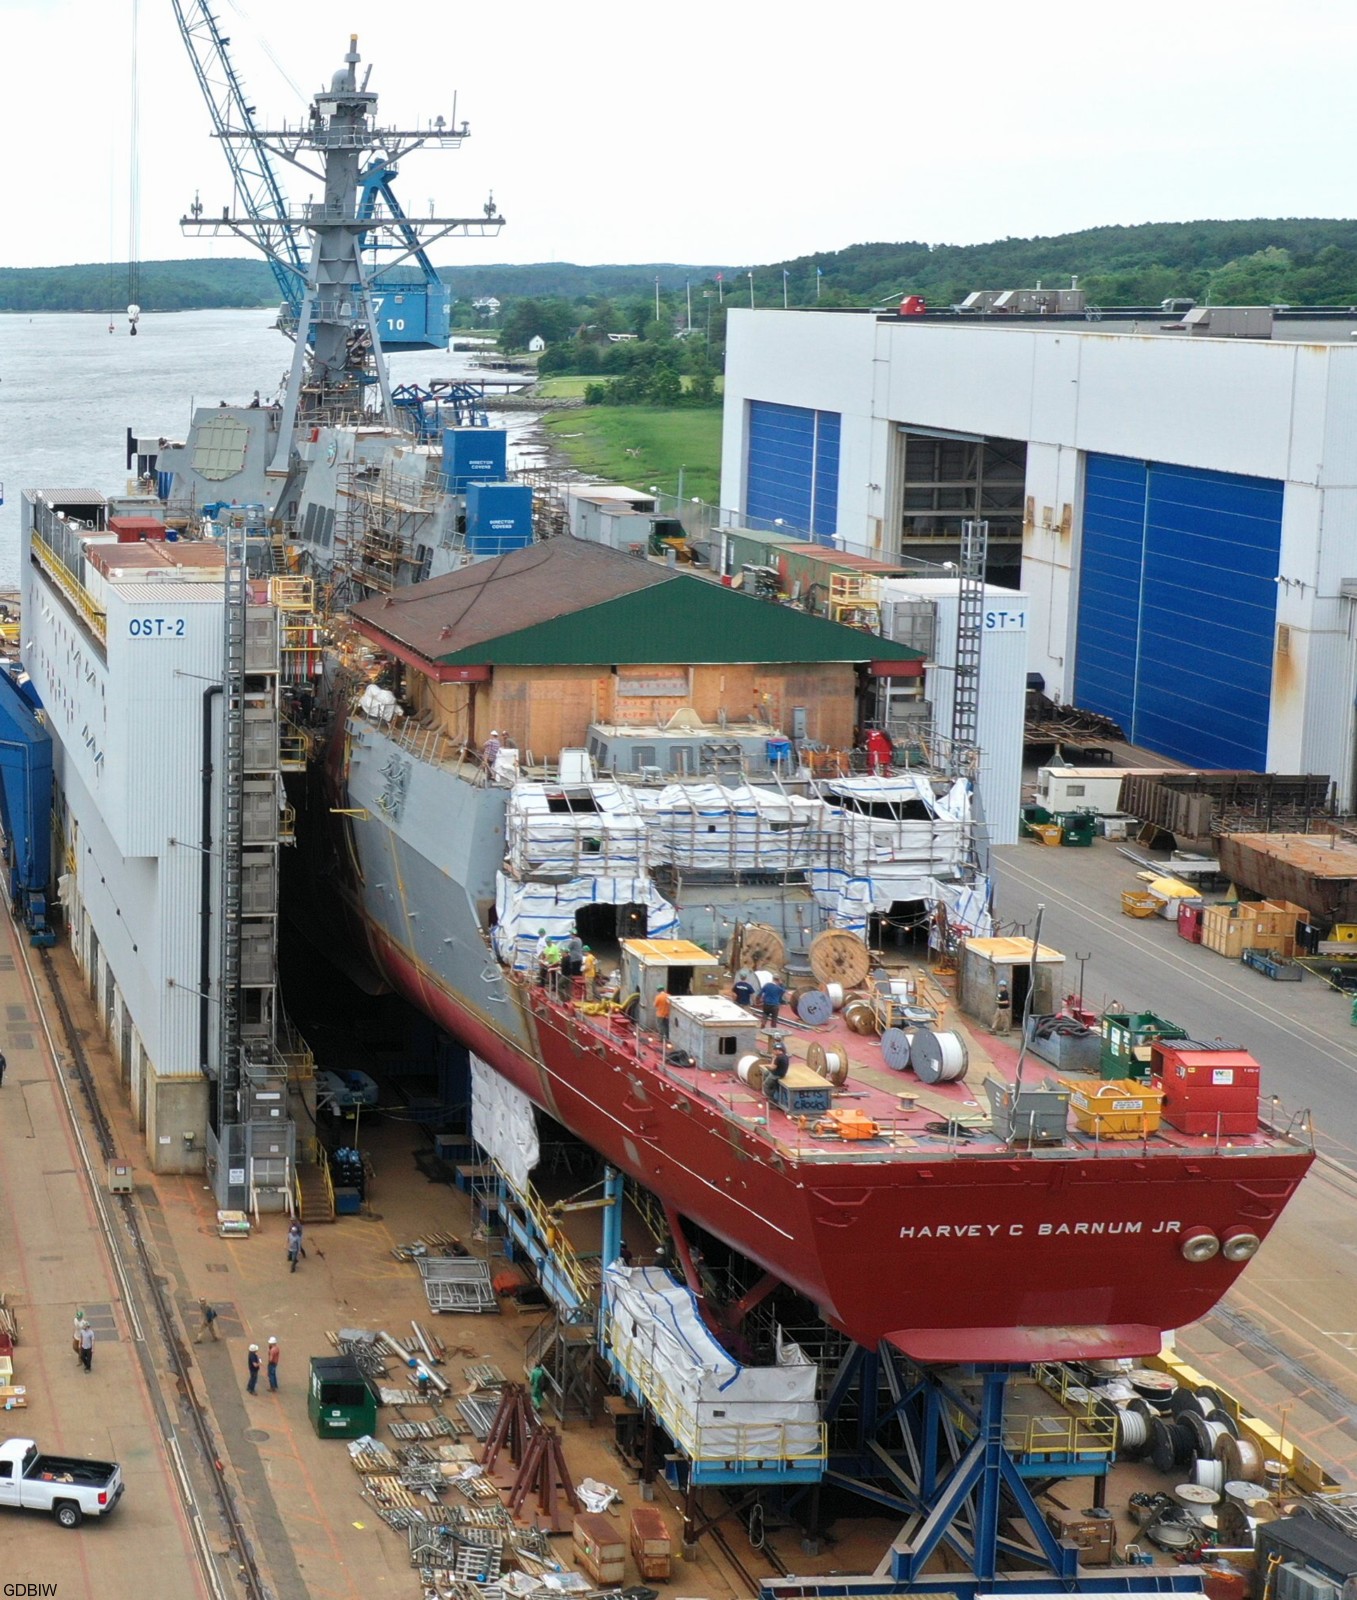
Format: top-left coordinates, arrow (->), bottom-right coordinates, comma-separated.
991,834 -> 1357,1167
3,855 -> 1356,1599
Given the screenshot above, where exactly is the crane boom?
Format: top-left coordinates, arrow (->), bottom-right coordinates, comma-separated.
169,0 -> 305,314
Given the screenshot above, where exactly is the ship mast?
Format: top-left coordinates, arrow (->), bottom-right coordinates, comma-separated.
180,33 -> 506,473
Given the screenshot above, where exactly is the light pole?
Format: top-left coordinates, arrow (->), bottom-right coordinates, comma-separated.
782,269 -> 789,309
654,276 -> 660,324
816,266 -> 822,302
685,279 -> 692,332
702,289 -> 713,346
747,271 -> 754,309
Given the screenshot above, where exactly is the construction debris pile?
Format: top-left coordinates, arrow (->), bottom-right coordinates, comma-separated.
329,1340 -> 655,1600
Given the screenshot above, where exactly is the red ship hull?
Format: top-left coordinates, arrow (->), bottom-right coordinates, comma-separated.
365,922 -> 1313,1363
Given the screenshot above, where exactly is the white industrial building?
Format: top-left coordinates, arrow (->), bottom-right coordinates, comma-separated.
21,497 -> 296,1180
720,306 -> 1357,804
879,577 -> 1028,849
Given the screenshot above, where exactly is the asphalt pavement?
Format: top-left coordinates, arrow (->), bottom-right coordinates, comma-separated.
990,837 -> 1357,1170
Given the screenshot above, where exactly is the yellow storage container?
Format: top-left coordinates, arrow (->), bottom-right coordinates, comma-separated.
1033,824 -> 1064,847
1062,1078 -> 1164,1139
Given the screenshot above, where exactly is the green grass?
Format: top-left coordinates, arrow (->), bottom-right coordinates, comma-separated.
543,406 -> 722,500
534,375 -> 611,398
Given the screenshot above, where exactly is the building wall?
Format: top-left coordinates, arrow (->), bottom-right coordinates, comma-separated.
24,568 -> 223,1171
415,662 -> 857,758
722,311 -> 1357,800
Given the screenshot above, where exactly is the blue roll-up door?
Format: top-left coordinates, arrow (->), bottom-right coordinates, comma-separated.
745,401 -> 841,543
1074,455 -> 1282,771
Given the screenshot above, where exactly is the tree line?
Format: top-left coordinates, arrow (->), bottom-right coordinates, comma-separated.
9,220 -> 1357,322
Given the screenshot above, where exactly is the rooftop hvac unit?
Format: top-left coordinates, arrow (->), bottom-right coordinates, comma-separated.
1277,1564 -> 1341,1600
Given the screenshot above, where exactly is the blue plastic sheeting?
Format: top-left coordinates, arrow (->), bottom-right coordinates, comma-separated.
1074,455 -> 1283,771
0,670 -> 52,920
745,401 -> 841,543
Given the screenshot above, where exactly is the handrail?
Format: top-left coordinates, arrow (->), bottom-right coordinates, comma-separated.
494,1158 -> 595,1307
31,532 -> 108,646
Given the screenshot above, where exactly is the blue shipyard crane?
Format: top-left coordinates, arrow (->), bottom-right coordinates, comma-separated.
169,0 -> 307,320
177,30 -> 505,471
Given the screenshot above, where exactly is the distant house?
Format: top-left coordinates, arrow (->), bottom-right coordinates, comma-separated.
607,332 -> 639,344
528,335 -> 546,353
472,296 -> 501,317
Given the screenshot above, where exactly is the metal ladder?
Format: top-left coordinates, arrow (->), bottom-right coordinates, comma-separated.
950,516 -> 989,760
218,515 -> 248,1102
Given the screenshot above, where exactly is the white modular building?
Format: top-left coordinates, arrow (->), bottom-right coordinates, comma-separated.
720,306 -> 1357,802
22,498 -> 293,1175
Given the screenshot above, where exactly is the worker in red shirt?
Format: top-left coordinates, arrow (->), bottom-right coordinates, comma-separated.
865,726 -> 894,773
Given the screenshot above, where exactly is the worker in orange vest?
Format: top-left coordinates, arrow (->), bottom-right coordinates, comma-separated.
654,989 -> 672,1042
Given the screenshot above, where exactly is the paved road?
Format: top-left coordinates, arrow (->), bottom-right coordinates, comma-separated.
991,838 -> 1357,1170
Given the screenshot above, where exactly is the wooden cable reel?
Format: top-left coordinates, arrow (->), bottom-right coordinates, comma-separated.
809,929 -> 871,989
842,998 -> 879,1036
806,1041 -> 849,1087
726,923 -> 786,975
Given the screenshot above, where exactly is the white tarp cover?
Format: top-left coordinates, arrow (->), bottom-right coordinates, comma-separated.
469,1053 -> 539,1193
604,1265 -> 819,1461
493,872 -> 678,970
640,783 -> 831,874
505,782 -> 651,876
811,871 -> 994,939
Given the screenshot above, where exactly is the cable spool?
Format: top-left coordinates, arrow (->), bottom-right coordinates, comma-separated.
807,1042 -> 849,1086
726,923 -> 786,974
824,982 -> 845,1011
795,989 -> 833,1025
736,1054 -> 769,1093
888,977 -> 916,1003
1224,1482 -> 1271,1512
910,1028 -> 969,1084
1202,1419 -> 1233,1451
1218,1435 -> 1264,1484
1117,1407 -> 1150,1454
843,998 -> 879,1036
1170,1387 -> 1207,1419
809,929 -> 872,989
1181,1410 -> 1214,1460
1193,1458 -> 1225,1493
881,1028 -> 913,1072
752,969 -> 777,991
1177,1482 -> 1221,1507
1205,1408 -> 1239,1438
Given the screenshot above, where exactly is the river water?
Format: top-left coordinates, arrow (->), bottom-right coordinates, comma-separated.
0,309 -> 539,588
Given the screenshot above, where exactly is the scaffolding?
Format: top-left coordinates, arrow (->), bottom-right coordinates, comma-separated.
332,459 -> 442,596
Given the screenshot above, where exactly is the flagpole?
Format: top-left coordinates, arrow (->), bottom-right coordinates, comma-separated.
816,267 -> 822,302
717,273 -> 724,306
654,276 -> 660,323
783,269 -> 789,310
748,271 -> 754,309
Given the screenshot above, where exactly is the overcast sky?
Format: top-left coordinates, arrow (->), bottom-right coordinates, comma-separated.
7,0 -> 1357,272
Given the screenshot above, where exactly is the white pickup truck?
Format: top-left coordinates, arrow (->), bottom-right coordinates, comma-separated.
0,1438 -> 124,1527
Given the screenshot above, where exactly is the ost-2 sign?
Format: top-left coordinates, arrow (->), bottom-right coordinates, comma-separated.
128,616 -> 187,639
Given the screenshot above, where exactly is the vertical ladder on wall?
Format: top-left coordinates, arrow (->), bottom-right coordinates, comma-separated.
218,516 -> 248,1109
950,517 -> 989,761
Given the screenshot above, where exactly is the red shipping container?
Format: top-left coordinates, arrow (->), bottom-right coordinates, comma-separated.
1177,902 -> 1204,943
1151,1043 -> 1261,1136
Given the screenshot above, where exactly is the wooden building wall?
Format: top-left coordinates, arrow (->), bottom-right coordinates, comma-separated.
408,661 -> 857,758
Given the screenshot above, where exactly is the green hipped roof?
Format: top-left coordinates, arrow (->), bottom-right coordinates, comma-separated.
431,573 -> 925,668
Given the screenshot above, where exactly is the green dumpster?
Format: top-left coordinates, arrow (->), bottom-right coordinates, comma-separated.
1099,1011 -> 1189,1082
308,1355 -> 377,1439
1057,809 -> 1098,847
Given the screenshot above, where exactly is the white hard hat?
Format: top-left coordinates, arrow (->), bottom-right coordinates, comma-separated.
249,1343 -> 259,1351
267,1336 -> 278,1345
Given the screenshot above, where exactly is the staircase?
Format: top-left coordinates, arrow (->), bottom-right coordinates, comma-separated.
295,1159 -> 336,1224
